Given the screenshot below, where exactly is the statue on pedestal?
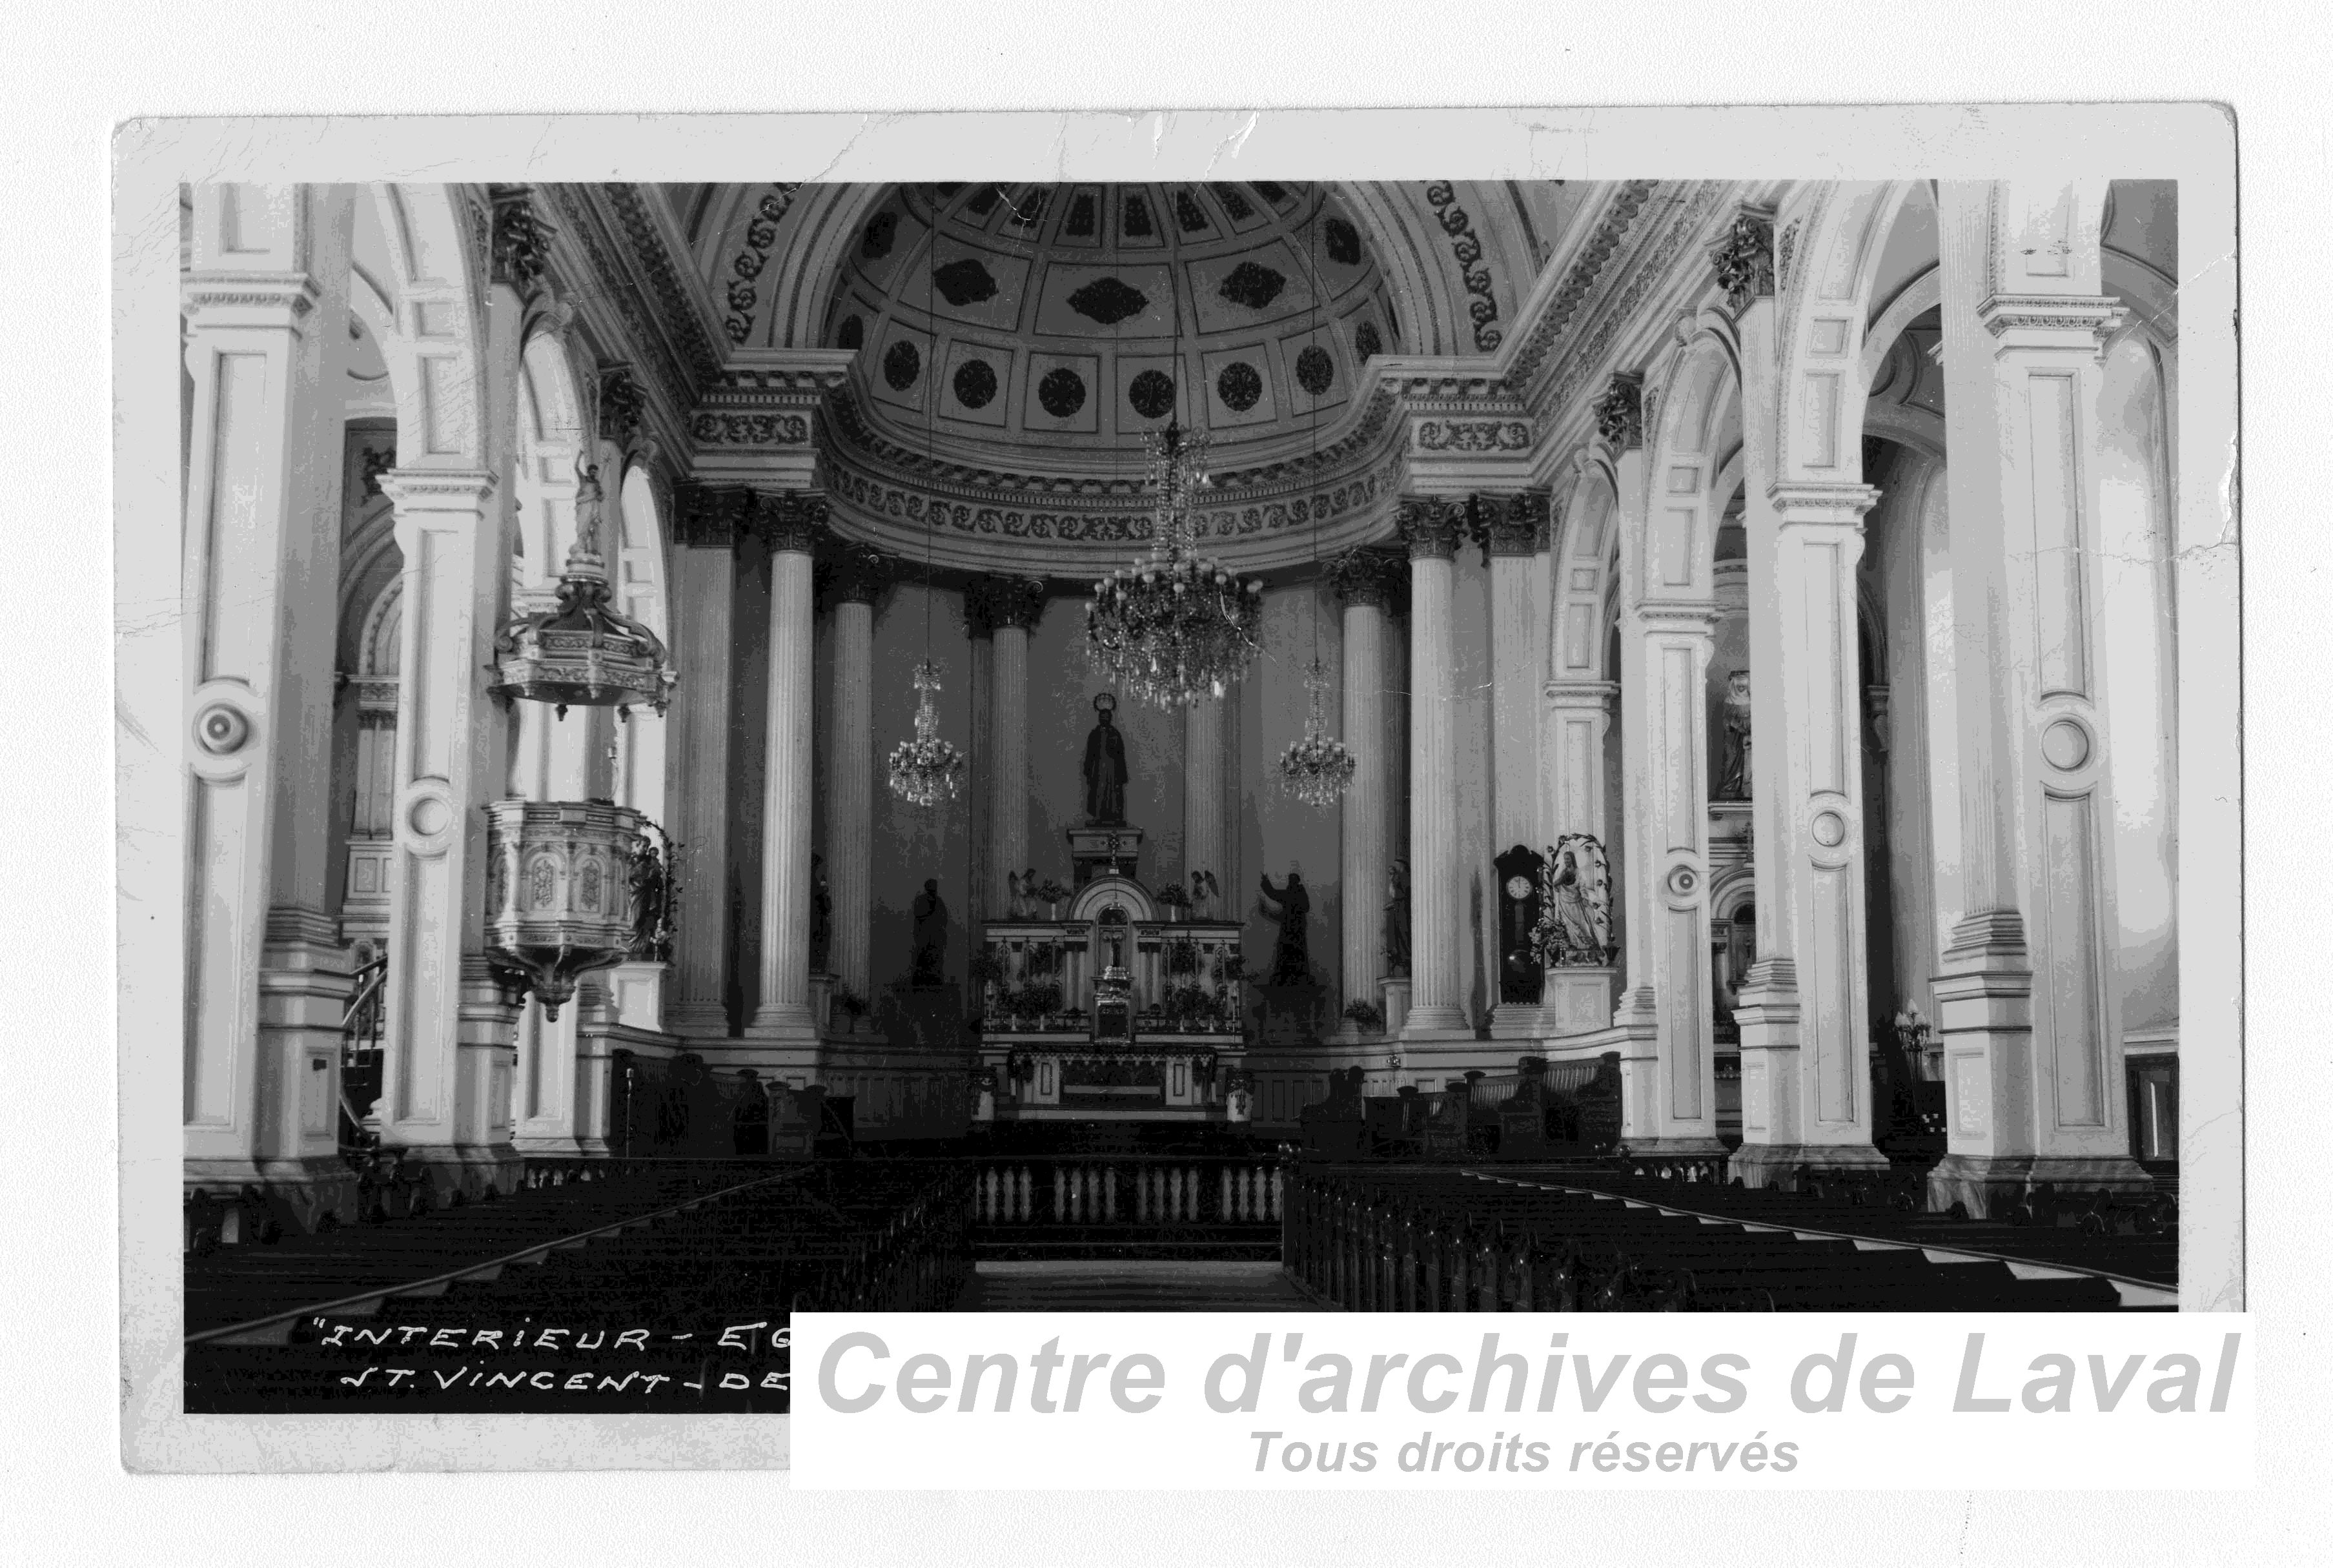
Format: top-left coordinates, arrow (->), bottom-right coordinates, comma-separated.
1718,667 -> 1753,800
1083,691 -> 1129,824
1383,859 -> 1411,978
910,878 -> 947,986
1259,863 -> 1312,986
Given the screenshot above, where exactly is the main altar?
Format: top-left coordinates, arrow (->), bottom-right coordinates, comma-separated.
972,820 -> 1252,1124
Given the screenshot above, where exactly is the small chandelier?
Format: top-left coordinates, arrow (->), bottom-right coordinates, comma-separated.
490,458 -> 676,720
888,660 -> 966,807
1086,420 -> 1264,708
1277,658 -> 1356,807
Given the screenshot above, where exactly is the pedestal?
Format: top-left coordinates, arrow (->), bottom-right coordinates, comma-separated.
1381,976 -> 1411,1039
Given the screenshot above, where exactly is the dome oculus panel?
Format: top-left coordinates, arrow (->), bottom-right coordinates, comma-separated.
932,258 -> 999,307
1037,367 -> 1087,418
1294,345 -> 1335,396
1217,261 -> 1287,311
953,358 -> 999,409
1321,216 -> 1363,267
836,314 -> 865,351
1066,276 -> 1150,326
882,339 -> 922,392
1353,320 -> 1381,361
1126,369 -> 1176,420
862,209 -> 898,259
1216,361 -> 1263,412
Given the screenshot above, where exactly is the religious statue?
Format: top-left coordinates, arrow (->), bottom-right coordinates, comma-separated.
910,878 -> 947,986
808,853 -> 833,973
1258,862 -> 1312,986
1718,667 -> 1753,800
1383,860 -> 1411,977
1545,845 -> 1602,961
1005,869 -> 1026,920
1083,691 -> 1130,824
1190,868 -> 1219,921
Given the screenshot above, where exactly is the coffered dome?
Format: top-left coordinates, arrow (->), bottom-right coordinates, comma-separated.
822,183 -> 1400,476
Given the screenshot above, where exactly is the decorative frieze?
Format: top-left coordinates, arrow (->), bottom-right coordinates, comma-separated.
720,184 -> 806,346
1415,419 -> 1532,453
1423,181 -> 1503,352
964,574 -> 1048,636
691,411 -> 811,446
1396,496 -> 1466,560
1506,181 -> 1661,389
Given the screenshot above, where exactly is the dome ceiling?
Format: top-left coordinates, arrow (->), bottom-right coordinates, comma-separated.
822,183 -> 1399,475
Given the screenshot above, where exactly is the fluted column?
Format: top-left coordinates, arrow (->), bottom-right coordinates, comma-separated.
1328,547 -> 1405,1038
663,486 -> 750,1037
968,576 -> 1046,917
1928,179 -> 2150,1216
748,493 -> 824,1053
1183,696 -> 1227,913
1480,491 -> 1552,1037
1398,497 -> 1469,1039
179,182 -> 359,1226
826,545 -> 891,1003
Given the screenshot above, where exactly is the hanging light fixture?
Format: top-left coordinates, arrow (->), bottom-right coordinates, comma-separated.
490,456 -> 676,719
1085,210 -> 1263,708
889,190 -> 969,806
1274,190 -> 1356,806
888,658 -> 964,806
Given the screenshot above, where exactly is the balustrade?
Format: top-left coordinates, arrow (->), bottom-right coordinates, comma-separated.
968,1156 -> 1283,1230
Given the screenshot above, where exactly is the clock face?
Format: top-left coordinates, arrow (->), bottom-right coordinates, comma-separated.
1505,875 -> 1534,901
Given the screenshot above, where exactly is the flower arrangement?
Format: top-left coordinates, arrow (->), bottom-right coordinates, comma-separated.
1035,878 -> 1070,917
968,946 -> 1006,986
1166,938 -> 1200,976
1214,952 -> 1247,986
1342,998 -> 1385,1032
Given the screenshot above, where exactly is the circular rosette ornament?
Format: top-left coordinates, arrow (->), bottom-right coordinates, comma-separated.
888,660 -> 966,807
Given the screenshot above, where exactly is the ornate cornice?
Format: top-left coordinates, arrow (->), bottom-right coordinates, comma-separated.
1325,544 -> 1409,609
602,183 -> 726,389
963,574 -> 1048,635
1979,294 -> 2128,343
1396,496 -> 1466,560
1541,181 -> 1731,420
1506,181 -> 1660,389
545,185 -> 697,422
1592,373 -> 1644,451
1713,209 -> 1777,314
179,272 -> 320,320
1416,419 -> 1531,454
1768,480 -> 1883,522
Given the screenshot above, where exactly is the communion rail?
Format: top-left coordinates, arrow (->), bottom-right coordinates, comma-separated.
966,1154 -> 1285,1261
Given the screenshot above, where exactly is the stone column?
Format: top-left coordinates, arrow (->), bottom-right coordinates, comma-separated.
826,544 -> 891,1006
748,493 -> 824,1059
1928,179 -> 2150,1216
1183,696 -> 1227,913
1602,375 -> 1726,1156
1327,547 -> 1404,1040
1480,490 -> 1552,1038
1717,213 -> 1892,1184
663,485 -> 750,1037
180,183 -> 360,1228
1397,497 -> 1469,1040
968,576 -> 1047,917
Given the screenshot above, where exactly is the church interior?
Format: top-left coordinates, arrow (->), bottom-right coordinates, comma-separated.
172,174 -> 2201,1392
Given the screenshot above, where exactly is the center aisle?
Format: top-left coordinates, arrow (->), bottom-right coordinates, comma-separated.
952,1259 -> 1318,1312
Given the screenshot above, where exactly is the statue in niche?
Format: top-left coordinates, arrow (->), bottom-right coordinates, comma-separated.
1383,860 -> 1411,978
1535,835 -> 1616,967
910,878 -> 947,986
1258,862 -> 1313,986
1083,691 -> 1129,825
808,854 -> 833,973
1718,667 -> 1754,800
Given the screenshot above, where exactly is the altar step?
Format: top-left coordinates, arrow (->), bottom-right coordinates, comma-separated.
953,1259 -> 1316,1312
972,1225 -> 1281,1262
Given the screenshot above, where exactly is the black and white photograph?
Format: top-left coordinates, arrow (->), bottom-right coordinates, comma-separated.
13,7 -> 2328,1558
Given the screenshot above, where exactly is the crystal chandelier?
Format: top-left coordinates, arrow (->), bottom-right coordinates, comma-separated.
489,458 -> 676,720
888,659 -> 966,807
1277,658 -> 1356,806
1086,420 -> 1264,708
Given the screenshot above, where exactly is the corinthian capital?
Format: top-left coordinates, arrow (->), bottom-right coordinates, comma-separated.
1591,373 -> 1644,451
1396,496 -> 1466,561
1712,209 -> 1777,314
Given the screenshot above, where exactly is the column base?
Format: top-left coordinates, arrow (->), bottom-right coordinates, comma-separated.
1617,1135 -> 1733,1159
514,1132 -> 586,1158
1727,1141 -> 1891,1190
664,1002 -> 735,1039
1488,1003 -> 1544,1041
379,1142 -> 525,1205
1925,1152 -> 2156,1220
1399,1004 -> 1469,1040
